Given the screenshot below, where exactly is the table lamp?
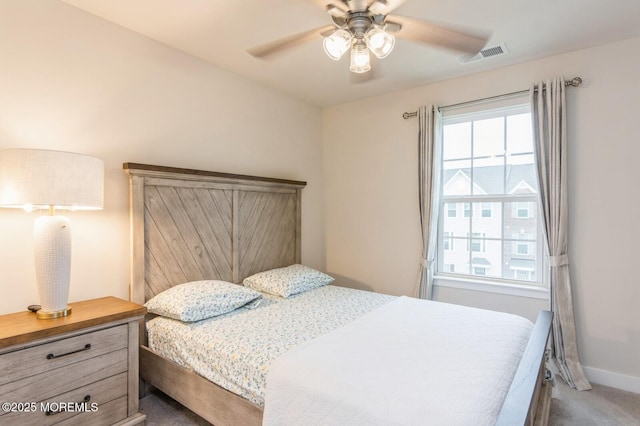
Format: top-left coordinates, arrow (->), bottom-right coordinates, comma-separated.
0,149 -> 104,319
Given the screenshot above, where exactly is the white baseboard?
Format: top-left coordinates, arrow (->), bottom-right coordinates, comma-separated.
583,366 -> 640,394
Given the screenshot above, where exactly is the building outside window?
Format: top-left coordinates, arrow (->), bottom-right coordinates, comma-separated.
437,102 -> 544,286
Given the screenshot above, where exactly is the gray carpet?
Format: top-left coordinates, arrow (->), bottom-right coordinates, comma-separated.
140,378 -> 640,425
549,379 -> 640,425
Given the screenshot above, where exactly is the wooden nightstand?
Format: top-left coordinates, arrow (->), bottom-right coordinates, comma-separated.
0,297 -> 146,426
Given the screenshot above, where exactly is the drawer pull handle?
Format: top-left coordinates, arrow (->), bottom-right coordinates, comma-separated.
46,343 -> 91,360
45,395 -> 91,416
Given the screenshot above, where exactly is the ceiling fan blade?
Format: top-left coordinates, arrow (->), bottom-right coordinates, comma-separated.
247,25 -> 335,59
346,0 -> 369,12
389,14 -> 489,55
368,0 -> 406,15
310,0 -> 349,12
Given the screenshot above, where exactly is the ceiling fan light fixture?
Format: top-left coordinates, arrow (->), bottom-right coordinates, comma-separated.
349,41 -> 371,73
323,29 -> 352,60
365,27 -> 395,58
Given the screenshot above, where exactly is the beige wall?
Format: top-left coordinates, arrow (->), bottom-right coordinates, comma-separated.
323,37 -> 640,387
0,0 -> 324,314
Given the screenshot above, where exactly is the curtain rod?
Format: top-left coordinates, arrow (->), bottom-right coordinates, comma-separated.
402,76 -> 583,119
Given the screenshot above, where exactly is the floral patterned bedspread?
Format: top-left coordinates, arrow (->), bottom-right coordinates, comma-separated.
146,285 -> 395,406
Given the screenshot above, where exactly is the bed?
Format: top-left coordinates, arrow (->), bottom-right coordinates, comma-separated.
123,162 -> 552,426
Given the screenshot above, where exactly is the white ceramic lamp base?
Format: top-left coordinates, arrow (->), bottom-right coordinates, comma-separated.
33,215 -> 72,319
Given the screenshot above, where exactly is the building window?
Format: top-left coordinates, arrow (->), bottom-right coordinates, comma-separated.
467,232 -> 485,253
443,231 -> 454,251
447,203 -> 457,218
514,202 -> 532,219
481,203 -> 492,218
437,102 -> 544,287
517,243 -> 529,255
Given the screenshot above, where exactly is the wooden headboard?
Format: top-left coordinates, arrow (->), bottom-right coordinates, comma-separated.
124,163 -> 306,304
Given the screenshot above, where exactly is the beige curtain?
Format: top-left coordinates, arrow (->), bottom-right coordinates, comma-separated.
531,78 -> 591,391
416,105 -> 442,300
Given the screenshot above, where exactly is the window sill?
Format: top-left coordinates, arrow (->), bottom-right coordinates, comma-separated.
434,275 -> 549,300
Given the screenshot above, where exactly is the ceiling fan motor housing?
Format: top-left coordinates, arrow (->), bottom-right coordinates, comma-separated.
348,12 -> 374,38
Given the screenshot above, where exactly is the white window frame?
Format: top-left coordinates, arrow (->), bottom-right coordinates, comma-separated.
434,101 -> 548,298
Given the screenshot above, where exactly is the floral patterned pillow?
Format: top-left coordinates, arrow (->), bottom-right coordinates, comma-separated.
144,280 -> 262,322
243,264 -> 334,298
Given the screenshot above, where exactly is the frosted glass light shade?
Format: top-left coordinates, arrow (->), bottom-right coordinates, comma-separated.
323,29 -> 352,60
0,149 -> 104,210
365,27 -> 395,59
349,42 -> 371,73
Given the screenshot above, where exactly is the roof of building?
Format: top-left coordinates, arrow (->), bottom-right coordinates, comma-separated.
443,163 -> 538,195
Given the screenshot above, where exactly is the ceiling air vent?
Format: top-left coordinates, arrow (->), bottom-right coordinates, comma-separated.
458,43 -> 509,64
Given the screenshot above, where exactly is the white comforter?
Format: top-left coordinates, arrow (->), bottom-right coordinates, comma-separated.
263,296 -> 533,426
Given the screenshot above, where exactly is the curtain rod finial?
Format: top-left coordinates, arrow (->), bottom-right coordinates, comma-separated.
568,77 -> 582,87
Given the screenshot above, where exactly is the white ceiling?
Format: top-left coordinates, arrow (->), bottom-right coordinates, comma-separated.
61,0 -> 640,107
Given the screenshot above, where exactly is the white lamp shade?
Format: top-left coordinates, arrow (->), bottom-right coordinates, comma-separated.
0,149 -> 104,210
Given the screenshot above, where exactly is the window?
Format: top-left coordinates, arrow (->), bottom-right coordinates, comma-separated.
481,203 -> 492,218
514,202 -> 532,219
515,233 -> 531,255
437,103 -> 544,286
446,203 -> 457,218
463,203 -> 471,218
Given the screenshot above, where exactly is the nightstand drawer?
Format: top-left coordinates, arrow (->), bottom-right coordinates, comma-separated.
56,396 -> 128,426
0,372 -> 127,426
0,348 -> 128,405
0,324 -> 127,386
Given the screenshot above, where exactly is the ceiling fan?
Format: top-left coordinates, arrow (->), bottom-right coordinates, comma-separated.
247,0 -> 489,75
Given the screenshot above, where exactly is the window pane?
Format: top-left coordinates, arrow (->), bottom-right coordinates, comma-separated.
472,161 -> 505,195
506,157 -> 538,194
441,247 -> 469,275
472,202 -> 502,238
473,117 -> 504,158
442,203 -> 470,237
443,122 -> 471,160
443,160 -> 471,196
503,241 -> 538,282
471,240 -> 501,278
504,212 -> 537,240
507,113 -> 533,155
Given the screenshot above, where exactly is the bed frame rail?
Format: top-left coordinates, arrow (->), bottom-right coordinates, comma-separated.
496,310 -> 553,426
